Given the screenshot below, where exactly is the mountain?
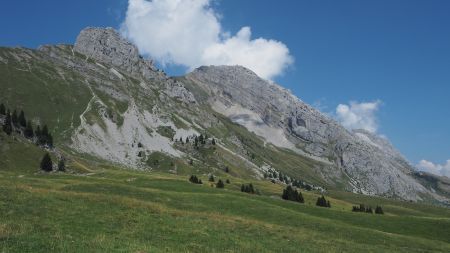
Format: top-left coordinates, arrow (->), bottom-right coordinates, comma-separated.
0,27 -> 446,204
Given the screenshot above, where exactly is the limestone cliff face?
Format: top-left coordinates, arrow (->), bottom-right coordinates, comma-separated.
186,65 -> 429,200
74,27 -> 159,80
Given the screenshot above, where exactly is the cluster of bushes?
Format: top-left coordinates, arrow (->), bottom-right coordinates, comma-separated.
189,175 -> 203,184
263,167 -> 323,192
281,185 -> 304,203
316,195 -> 331,208
241,183 -> 256,194
39,153 -> 65,172
264,169 -> 291,184
207,175 -> 229,188
0,103 -> 53,148
352,204 -> 384,214
177,134 -> 216,148
216,179 -> 225,188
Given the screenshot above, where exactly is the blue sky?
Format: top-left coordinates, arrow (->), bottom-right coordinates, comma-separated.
1,0 -> 449,171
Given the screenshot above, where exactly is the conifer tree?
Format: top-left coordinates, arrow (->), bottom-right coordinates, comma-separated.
18,110 -> 26,128
211,138 -> 216,145
316,196 -> 330,208
35,125 -> 41,135
24,120 -> 34,138
0,103 -> 5,115
189,175 -> 202,184
208,175 -> 215,182
226,179 -> 230,184
2,111 -> 12,135
40,153 -> 53,172
375,206 -> 384,214
11,110 -> 18,127
278,172 -> 283,182
185,136 -> 189,143
58,159 -> 66,172
216,179 -> 225,188
297,191 -> 305,203
241,184 -> 245,192
249,183 -> 254,194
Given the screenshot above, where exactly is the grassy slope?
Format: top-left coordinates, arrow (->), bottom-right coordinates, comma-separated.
1,134 -> 450,252
0,47 -> 92,143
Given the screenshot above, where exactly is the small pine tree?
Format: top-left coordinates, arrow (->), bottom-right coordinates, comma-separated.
211,138 -> 216,145
224,166 -> 229,173
24,120 -> 34,138
316,196 -> 330,208
35,125 -> 41,138
38,125 -> 48,146
226,179 -> 230,184
248,183 -> 254,194
40,153 -> 53,172
18,110 -> 26,128
47,133 -> 53,148
185,136 -> 189,143
0,103 -> 5,115
58,159 -> 66,172
2,111 -> 12,135
208,175 -> 215,182
216,179 -> 224,188
375,206 -> 384,214
11,110 -> 18,127
189,175 -> 201,184
297,191 -> 305,203
241,184 -> 245,192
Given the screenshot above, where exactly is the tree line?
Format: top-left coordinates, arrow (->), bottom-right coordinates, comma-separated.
0,103 -> 53,148
176,133 -> 216,149
352,204 -> 384,214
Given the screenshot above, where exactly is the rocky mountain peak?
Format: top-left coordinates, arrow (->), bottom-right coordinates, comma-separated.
191,65 -> 267,89
74,27 -> 159,80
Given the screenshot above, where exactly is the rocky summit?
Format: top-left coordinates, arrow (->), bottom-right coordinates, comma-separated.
0,27 -> 447,204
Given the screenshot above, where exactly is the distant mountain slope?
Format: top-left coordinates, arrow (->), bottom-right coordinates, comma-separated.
185,65 -> 444,202
0,27 -> 447,204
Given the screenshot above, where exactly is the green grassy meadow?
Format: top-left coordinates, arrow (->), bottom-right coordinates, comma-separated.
1,134 -> 450,252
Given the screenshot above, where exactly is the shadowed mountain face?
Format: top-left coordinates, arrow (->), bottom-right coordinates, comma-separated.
0,27 -> 446,203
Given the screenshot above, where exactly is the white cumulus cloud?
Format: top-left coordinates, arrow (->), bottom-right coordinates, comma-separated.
336,100 -> 382,133
417,160 -> 450,178
120,0 -> 293,80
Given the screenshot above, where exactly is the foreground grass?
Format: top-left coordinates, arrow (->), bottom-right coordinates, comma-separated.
1,162 -> 450,253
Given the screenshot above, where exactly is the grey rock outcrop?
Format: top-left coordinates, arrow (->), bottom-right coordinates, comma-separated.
74,27 -> 160,81
73,27 -> 195,104
187,65 -> 429,200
